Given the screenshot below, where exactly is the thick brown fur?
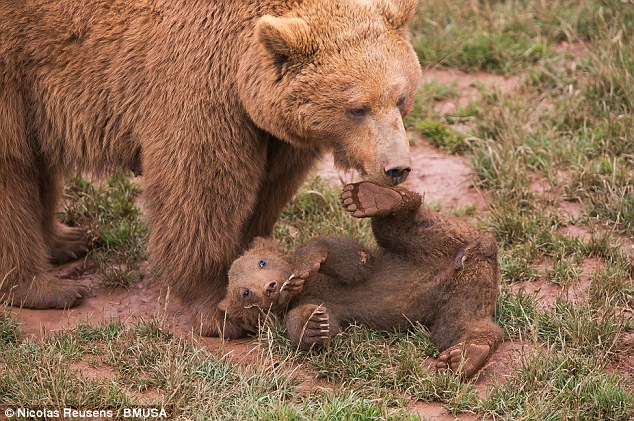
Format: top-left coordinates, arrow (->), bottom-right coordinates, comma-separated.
223,182 -> 503,378
0,0 -> 422,334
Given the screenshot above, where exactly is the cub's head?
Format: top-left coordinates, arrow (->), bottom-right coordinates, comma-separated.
239,0 -> 422,186
219,237 -> 293,326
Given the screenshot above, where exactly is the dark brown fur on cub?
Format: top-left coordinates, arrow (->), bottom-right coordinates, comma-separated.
221,182 -> 503,378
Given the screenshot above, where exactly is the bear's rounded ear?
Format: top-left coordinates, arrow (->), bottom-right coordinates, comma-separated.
376,0 -> 417,34
256,15 -> 316,62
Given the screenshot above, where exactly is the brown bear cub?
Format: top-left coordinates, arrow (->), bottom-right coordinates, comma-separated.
220,182 -> 503,378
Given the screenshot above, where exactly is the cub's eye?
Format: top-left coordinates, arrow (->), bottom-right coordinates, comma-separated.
258,260 -> 266,268
397,96 -> 406,109
348,107 -> 370,118
242,289 -> 250,298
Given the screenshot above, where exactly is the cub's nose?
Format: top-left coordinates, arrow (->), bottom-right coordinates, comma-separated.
266,281 -> 277,296
384,165 -> 411,185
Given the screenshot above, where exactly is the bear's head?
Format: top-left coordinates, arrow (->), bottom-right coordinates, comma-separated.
219,237 -> 293,327
238,0 -> 422,186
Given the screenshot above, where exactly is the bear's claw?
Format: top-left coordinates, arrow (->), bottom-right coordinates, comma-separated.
281,277 -> 305,294
299,305 -> 331,348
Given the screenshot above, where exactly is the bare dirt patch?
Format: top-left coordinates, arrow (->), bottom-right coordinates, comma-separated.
411,402 -> 480,421
421,68 -> 520,115
607,331 -> 634,388
69,360 -> 116,382
511,257 -> 603,308
316,136 -> 488,212
474,341 -> 533,397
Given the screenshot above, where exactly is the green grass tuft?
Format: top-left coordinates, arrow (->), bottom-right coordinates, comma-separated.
62,172 -> 146,288
414,119 -> 467,153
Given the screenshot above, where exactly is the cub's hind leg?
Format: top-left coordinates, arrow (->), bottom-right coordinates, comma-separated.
432,239 -> 501,378
435,318 -> 503,379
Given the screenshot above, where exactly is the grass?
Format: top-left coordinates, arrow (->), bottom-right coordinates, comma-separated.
275,177 -> 375,250
0,317 -> 421,420
413,119 -> 467,153
61,172 -> 147,288
1,1 -> 634,419
477,348 -> 634,420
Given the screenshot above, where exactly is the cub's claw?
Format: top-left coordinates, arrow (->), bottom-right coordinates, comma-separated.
291,257 -> 325,281
281,277 -> 305,294
299,305 -> 331,349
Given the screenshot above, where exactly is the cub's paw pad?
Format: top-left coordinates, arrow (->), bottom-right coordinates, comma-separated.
341,182 -> 402,218
436,342 -> 492,379
299,306 -> 330,350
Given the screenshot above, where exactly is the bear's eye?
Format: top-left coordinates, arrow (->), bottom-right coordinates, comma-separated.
242,289 -> 250,298
258,260 -> 266,268
348,107 -> 370,118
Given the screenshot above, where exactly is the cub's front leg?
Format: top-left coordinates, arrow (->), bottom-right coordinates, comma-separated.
286,304 -> 340,351
290,236 -> 373,286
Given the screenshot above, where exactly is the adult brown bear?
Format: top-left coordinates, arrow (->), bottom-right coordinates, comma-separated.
221,182 -> 502,378
0,0 -> 422,336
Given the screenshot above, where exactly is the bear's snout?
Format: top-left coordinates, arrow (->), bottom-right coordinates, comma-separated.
384,165 -> 411,185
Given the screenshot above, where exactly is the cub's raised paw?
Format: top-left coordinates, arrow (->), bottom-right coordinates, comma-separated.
341,182 -> 402,218
436,341 -> 492,379
281,276 -> 305,294
298,306 -> 330,350
289,256 -> 325,282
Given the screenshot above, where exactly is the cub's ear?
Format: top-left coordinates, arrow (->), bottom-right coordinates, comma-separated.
256,15 -> 316,63
376,0 -> 417,35
218,298 -> 230,312
249,236 -> 285,253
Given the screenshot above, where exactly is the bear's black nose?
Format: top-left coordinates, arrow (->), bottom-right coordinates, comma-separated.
385,166 -> 411,185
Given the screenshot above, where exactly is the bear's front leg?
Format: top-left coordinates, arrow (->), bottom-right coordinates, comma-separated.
289,243 -> 328,281
290,237 -> 373,286
142,123 -> 266,338
286,304 -> 339,351
243,137 -> 322,242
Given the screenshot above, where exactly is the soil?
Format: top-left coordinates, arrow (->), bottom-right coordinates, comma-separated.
315,134 -> 488,212
4,69 -> 630,420
420,68 -> 520,115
